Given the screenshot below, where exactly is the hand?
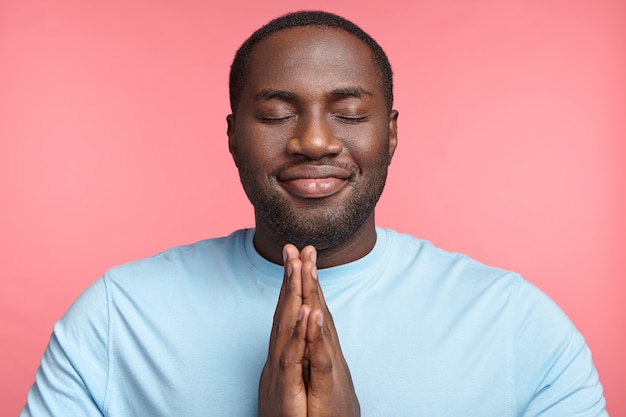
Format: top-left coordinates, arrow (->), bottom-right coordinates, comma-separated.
258,244 -> 360,417
258,244 -> 309,417
298,245 -> 360,417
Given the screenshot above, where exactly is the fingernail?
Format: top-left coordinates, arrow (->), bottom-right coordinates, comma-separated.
297,307 -> 303,321
287,263 -> 292,277
316,313 -> 323,327
282,248 -> 287,264
311,249 -> 317,264
311,265 -> 318,280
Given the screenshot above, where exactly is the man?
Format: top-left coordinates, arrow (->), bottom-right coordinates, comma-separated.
21,11 -> 607,417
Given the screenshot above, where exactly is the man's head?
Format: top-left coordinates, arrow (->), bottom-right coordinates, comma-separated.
227,11 -> 398,261
229,11 -> 394,115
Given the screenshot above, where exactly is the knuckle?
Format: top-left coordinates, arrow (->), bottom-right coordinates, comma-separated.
312,358 -> 333,373
276,322 -> 295,335
278,353 -> 292,371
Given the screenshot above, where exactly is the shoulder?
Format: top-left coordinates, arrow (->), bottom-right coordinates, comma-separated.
376,228 -> 580,334
377,229 -> 606,414
104,229 -> 249,285
379,227 -> 521,290
59,229 -> 251,341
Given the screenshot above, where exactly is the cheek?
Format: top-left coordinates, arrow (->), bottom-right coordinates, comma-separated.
235,125 -> 285,164
341,127 -> 391,165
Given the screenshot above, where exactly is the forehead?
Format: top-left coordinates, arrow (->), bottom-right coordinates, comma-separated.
244,26 -> 381,96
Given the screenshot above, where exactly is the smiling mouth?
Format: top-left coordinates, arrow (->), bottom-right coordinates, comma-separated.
278,165 -> 352,199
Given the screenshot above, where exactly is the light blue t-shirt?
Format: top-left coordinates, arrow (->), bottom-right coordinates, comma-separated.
21,228 -> 607,416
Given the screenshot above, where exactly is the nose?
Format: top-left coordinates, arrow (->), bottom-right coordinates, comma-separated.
286,113 -> 343,160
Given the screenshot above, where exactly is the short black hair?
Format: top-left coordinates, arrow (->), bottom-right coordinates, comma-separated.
228,10 -> 394,114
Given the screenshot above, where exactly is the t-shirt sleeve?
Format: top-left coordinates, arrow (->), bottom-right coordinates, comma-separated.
513,278 -> 608,416
20,277 -> 110,417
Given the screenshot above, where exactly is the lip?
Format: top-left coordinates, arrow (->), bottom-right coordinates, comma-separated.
278,165 -> 351,198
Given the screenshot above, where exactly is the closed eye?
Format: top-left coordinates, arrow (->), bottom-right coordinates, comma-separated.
258,115 -> 296,124
332,113 -> 368,124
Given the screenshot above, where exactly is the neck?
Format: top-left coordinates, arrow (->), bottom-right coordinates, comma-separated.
253,215 -> 378,269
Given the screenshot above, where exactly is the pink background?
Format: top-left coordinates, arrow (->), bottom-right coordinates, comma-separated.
1,0 -> 624,415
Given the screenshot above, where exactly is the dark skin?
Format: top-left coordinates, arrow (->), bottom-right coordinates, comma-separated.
258,244 -> 360,417
227,26 -> 398,417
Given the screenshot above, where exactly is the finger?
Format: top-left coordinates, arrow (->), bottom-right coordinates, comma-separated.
301,348 -> 310,388
283,243 -> 301,267
301,253 -> 330,318
278,244 -> 301,302
269,245 -> 303,356
305,309 -> 334,395
300,245 -> 317,265
282,244 -> 303,313
301,250 -> 342,352
273,244 -> 298,309
300,246 -> 319,307
258,306 -> 310,416
279,305 -> 311,392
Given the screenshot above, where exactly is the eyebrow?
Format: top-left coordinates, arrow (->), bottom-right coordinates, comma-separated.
254,87 -> 373,102
255,89 -> 297,101
327,87 -> 373,101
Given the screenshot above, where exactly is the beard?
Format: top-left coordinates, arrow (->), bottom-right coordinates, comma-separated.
236,155 -> 390,251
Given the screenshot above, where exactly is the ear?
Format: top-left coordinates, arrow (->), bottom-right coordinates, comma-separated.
387,110 -> 399,164
226,114 -> 238,167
